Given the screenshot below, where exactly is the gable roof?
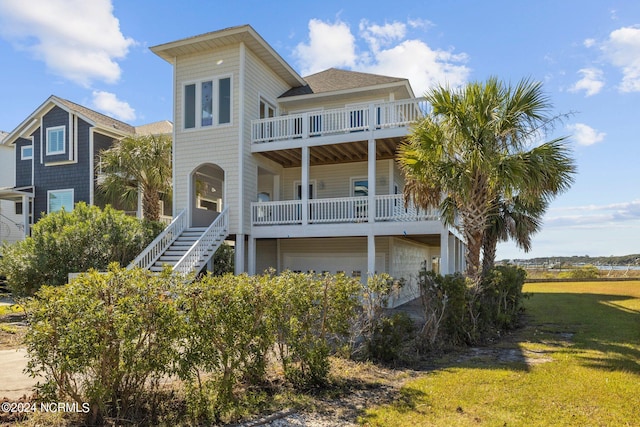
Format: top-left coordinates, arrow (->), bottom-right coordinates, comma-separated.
281,68 -> 409,97
135,120 -> 173,136
151,24 -> 306,88
2,95 -> 135,145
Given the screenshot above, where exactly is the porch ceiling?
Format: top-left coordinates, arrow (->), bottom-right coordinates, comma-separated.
257,136 -> 403,167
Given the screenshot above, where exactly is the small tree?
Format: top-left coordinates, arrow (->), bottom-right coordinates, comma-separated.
0,203 -> 163,295
98,134 -> 172,221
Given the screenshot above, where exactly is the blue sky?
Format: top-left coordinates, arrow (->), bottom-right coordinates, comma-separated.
0,0 -> 638,260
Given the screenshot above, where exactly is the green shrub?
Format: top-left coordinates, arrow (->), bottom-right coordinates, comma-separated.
481,265 -> 528,330
269,271 -> 361,388
417,269 -> 474,350
175,273 -> 273,424
0,203 -> 163,296
367,312 -> 414,363
558,264 -> 600,279
24,265 -> 184,425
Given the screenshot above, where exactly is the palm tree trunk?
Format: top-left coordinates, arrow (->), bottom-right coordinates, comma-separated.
142,186 -> 160,222
482,232 -> 498,277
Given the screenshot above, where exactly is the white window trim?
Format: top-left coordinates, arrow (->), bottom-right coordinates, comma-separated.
21,145 -> 33,160
183,74 -> 233,131
46,126 -> 66,156
47,188 -> 74,213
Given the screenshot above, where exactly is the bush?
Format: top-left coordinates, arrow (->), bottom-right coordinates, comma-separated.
558,264 -> 600,279
417,269 -> 474,350
367,312 -> 414,363
268,271 -> 361,388
176,273 -> 273,423
0,203 -> 163,296
481,265 -> 528,330
24,265 -> 184,425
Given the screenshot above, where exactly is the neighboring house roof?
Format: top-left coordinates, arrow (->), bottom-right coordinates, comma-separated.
281,68 -> 409,97
0,131 -> 7,144
151,24 -> 306,88
2,95 -> 135,145
135,120 -> 173,136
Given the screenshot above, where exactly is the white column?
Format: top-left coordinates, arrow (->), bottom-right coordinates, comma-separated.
22,195 -> 30,238
248,236 -> 256,275
301,146 -> 309,226
440,230 -> 449,275
448,234 -> 456,273
235,234 -> 245,274
367,234 -> 376,277
367,138 -> 376,223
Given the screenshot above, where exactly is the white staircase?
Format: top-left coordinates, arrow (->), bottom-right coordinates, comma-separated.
129,208 -> 229,275
149,227 -> 207,272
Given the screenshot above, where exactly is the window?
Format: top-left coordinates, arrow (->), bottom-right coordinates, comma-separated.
219,77 -> 231,124
294,181 -> 315,199
21,145 -> 33,160
352,179 -> 368,197
46,126 -> 65,155
184,76 -> 232,129
48,189 -> 74,213
184,84 -> 196,129
15,201 -> 22,215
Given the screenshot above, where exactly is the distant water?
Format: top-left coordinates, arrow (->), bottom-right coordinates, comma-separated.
597,265 -> 640,271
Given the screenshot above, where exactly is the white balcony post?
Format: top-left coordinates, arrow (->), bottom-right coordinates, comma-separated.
368,138 -> 376,223
235,234 -> 245,274
301,146 -> 309,226
367,234 -> 376,277
440,230 -> 450,275
448,234 -> 456,273
248,236 -> 256,275
22,194 -> 30,238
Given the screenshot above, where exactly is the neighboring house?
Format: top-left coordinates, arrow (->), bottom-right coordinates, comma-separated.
0,131 -> 24,246
0,96 -> 173,237
140,24 -> 466,306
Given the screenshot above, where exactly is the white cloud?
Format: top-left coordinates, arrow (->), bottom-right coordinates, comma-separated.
569,68 -> 605,96
92,91 -> 136,121
293,18 -> 470,96
0,0 -> 134,87
583,38 -> 596,48
603,26 -> 640,92
567,123 -> 605,146
545,200 -> 640,228
293,19 -> 357,75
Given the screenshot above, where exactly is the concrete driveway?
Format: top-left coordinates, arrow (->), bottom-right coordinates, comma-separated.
0,348 -> 38,400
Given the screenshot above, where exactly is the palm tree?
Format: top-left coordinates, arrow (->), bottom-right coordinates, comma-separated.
398,77 -> 575,283
98,134 -> 172,222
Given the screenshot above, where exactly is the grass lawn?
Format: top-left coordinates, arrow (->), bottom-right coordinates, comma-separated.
361,281 -> 640,426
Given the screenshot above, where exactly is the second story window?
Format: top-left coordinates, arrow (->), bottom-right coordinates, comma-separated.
46,126 -> 65,155
184,76 -> 232,130
21,145 -> 33,160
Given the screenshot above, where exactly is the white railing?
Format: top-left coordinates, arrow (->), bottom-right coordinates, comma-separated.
251,200 -> 302,225
251,98 -> 429,143
173,208 -> 229,275
375,194 -> 439,221
252,195 -> 439,226
128,209 -> 188,270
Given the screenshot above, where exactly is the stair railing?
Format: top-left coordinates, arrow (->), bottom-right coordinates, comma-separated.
128,209 -> 188,270
173,207 -> 229,275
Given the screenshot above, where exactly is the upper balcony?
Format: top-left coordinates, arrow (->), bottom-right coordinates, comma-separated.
250,98 -> 429,165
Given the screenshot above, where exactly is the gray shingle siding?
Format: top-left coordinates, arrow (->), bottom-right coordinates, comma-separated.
15,137 -> 33,187
31,113 -> 94,221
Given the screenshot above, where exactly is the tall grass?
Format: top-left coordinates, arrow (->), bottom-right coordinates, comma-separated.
361,281 -> 640,426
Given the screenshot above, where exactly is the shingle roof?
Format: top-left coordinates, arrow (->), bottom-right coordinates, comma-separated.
280,68 -> 408,98
52,96 -> 136,134
135,120 -> 173,136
